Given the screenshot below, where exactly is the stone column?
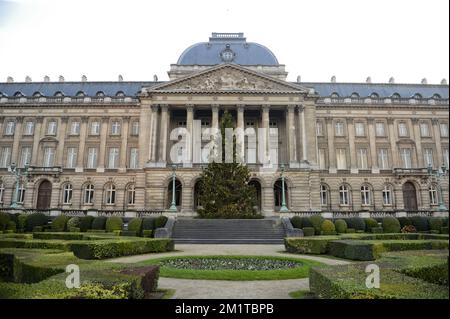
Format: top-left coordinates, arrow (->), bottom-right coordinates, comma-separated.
138,102 -> 151,166
303,102 -> 318,165
149,105 -> 159,163
212,105 -> 219,130
325,117 -> 336,172
158,105 -> 169,165
411,118 -> 423,167
260,105 -> 270,165
432,118 -> 443,167
11,116 -> 23,165
347,118 -> 357,173
367,118 -> 379,173
298,105 -> 307,162
97,117 -> 109,172
387,119 -> 399,168
186,105 -> 194,166
31,117 -> 43,166
286,105 -> 297,167
56,116 -> 68,167
119,116 -> 130,172
76,116 -> 88,172
237,105 -> 245,162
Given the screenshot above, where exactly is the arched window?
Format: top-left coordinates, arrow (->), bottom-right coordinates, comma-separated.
382,184 -> 393,206
105,184 -> 116,205
391,93 -> 401,103
429,185 -> 438,205
33,92 -> 42,98
370,92 -> 379,99
96,91 -> 105,97
76,91 -> 85,97
320,184 -> 329,206
339,185 -> 350,205
14,92 -> 24,97
83,184 -> 94,205
360,185 -> 372,206
432,94 -> 441,100
63,183 -> 73,204
116,91 -> 125,97
0,182 -> 4,204
127,184 -> 136,205
413,93 -> 422,100
0,92 -> 4,98
330,92 -> 339,103
350,92 -> 359,102
54,91 -> 64,97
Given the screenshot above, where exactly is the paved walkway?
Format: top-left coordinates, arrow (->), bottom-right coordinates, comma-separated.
108,244 -> 350,299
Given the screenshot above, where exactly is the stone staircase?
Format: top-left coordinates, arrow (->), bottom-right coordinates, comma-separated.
172,218 -> 286,244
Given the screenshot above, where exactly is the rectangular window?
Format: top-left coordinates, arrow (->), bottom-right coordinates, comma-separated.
357,148 -> 368,169
375,122 -> 385,137
47,121 -> 57,135
20,147 -> 32,167
440,123 -> 449,137
4,121 -> 15,135
24,121 -> 34,135
131,122 -> 139,136
111,121 -> 121,135
336,148 -> 347,169
443,148 -> 449,168
316,121 -> 323,136
90,121 -> 100,135
377,148 -> 389,169
335,122 -> 344,136
398,122 -> 408,137
129,148 -> 139,169
318,149 -> 326,169
382,186 -> 392,205
423,148 -> 434,167
0,147 -> 11,168
70,121 -> 80,135
355,123 -> 365,137
66,147 -> 77,168
43,147 -> 55,167
87,148 -> 98,168
108,148 -> 119,169
400,148 -> 412,168
420,123 -> 430,137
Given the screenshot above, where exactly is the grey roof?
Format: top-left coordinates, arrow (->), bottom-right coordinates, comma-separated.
177,33 -> 279,66
0,82 -> 157,97
0,81 -> 448,99
298,82 -> 449,99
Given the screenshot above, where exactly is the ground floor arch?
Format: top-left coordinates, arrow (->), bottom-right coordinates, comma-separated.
248,179 -> 262,212
37,180 -> 52,209
402,181 -> 418,211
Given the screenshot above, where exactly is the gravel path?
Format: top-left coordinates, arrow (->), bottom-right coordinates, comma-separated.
107,244 -> 350,299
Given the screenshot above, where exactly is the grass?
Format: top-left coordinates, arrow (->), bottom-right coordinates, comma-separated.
132,255 -> 324,280
288,290 -> 315,299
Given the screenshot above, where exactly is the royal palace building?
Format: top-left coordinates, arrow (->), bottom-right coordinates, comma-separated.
0,33 -> 448,216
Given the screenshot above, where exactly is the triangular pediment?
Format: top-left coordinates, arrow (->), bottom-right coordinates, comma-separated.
146,64 -> 310,94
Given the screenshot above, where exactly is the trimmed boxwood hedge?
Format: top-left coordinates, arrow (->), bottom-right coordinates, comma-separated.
309,215 -> 325,235
128,218 -> 143,236
154,216 -> 168,229
302,227 -> 315,237
397,217 -> 413,228
142,217 -> 155,231
105,217 -> 123,232
71,238 -> 174,259
0,213 -> 10,231
410,216 -> 429,232
80,216 -> 95,232
290,216 -> 302,229
25,213 -> 48,232
32,232 -> 85,240
364,218 -> 379,232
67,217 -> 81,230
285,236 -> 339,254
345,217 -> 366,232
321,220 -> 336,235
91,216 -> 107,230
334,219 -> 347,234
429,218 -> 444,233
51,215 -> 70,232
382,216 -> 401,233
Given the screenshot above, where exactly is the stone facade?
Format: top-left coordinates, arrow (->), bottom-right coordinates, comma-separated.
0,33 -> 448,216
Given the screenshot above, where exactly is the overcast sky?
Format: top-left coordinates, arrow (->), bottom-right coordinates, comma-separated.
0,0 -> 448,83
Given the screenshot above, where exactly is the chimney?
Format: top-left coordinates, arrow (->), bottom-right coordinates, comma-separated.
331,75 -> 336,83
296,75 -> 301,83
153,74 -> 158,82
441,78 -> 448,85
81,75 -> 87,82
421,78 -> 427,84
366,76 -> 372,83
7,76 -> 14,83
389,77 -> 395,84
25,76 -> 32,82
118,75 -> 123,82
44,75 -> 50,82
59,75 -> 65,82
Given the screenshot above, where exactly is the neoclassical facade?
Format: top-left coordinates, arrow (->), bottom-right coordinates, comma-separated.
0,33 -> 448,216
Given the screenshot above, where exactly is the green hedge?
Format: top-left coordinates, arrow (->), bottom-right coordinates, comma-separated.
364,218 -> 379,232
290,216 -> 302,229
32,232 -> 85,240
25,213 -> 48,232
0,239 -> 72,251
0,213 -> 10,231
302,227 -> 315,237
71,238 -> 174,259
80,216 -> 95,232
397,217 -> 413,228
309,215 -> 325,235
284,237 -> 339,254
142,230 -> 153,238
429,218 -> 444,233
128,218 -> 143,236
142,218 -> 155,231
17,215 -> 28,232
51,215 -> 70,232
410,216 -> 429,232
154,216 -> 168,229
321,220 -> 336,235
345,217 -> 366,232
382,217 -> 401,233
91,217 -> 107,230
334,219 -> 347,234
105,217 -> 123,232
121,230 -> 138,237
67,217 -> 81,230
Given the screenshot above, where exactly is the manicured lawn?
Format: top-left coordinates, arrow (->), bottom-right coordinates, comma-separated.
134,255 -> 324,280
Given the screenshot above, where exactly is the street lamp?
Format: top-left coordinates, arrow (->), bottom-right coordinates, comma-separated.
169,164 -> 178,212
279,164 -> 289,212
8,162 -> 29,209
427,163 -> 448,212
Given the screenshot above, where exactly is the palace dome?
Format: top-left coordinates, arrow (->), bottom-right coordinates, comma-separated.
176,33 -> 279,66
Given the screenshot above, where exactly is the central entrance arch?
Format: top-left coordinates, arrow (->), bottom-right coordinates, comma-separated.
402,181 -> 418,211
37,180 -> 52,209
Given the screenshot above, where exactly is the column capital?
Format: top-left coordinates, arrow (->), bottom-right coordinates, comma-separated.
236,104 -> 245,112
211,104 -> 219,112
150,104 -> 159,112
297,104 -> 305,112
411,118 -> 419,124
431,118 -> 440,125
15,116 -> 24,123
160,104 -> 169,111
366,118 -> 375,124
35,116 -> 44,123
186,104 -> 194,112
81,116 -> 89,123
60,116 -> 69,123
387,118 -> 395,125
122,116 -> 131,122
325,116 -> 333,124
287,105 -> 296,113
101,116 -> 109,123
346,118 -> 354,124
261,105 -> 270,112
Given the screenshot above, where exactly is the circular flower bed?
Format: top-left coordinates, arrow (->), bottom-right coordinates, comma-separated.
160,257 -> 302,271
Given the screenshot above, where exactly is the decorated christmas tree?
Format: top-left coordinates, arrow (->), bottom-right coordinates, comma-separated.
197,111 -> 261,219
